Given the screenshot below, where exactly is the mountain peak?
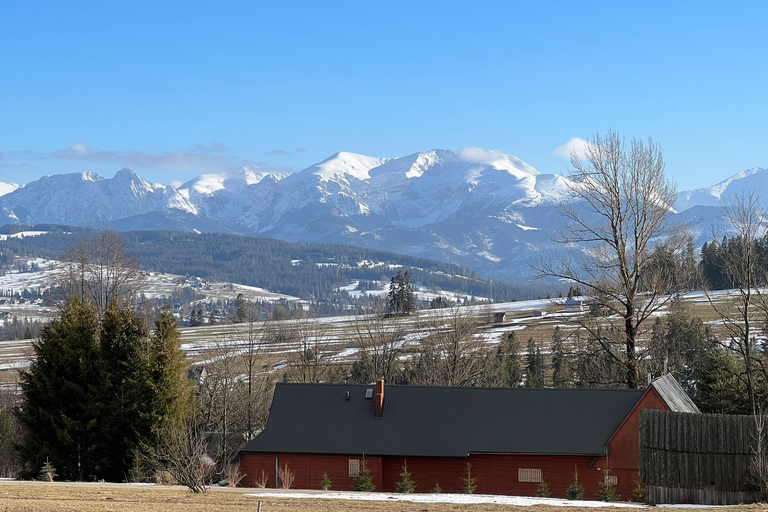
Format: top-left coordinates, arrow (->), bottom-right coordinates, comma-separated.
307,151 -> 388,181
113,168 -> 139,180
456,147 -> 539,177
675,166 -> 768,212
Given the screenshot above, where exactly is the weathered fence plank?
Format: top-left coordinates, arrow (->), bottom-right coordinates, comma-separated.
639,410 -> 763,505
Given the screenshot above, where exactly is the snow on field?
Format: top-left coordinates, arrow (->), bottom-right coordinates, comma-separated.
337,279 -> 492,303
0,260 -> 298,303
244,490 -> 644,508
0,231 -> 49,241
0,360 -> 29,370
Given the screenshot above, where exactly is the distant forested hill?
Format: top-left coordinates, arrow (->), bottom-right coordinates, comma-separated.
0,225 -> 541,301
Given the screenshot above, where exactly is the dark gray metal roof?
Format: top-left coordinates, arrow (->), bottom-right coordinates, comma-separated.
651,374 -> 700,414
242,383 -> 649,458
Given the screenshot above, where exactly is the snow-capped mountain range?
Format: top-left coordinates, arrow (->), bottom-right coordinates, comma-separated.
0,148 -> 762,278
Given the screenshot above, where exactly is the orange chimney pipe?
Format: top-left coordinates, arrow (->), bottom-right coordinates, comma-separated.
374,379 -> 384,416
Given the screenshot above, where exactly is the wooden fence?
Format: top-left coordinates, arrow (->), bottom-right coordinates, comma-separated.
639,409 -> 763,505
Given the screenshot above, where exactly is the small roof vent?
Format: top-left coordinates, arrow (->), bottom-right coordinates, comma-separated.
365,388 -> 374,399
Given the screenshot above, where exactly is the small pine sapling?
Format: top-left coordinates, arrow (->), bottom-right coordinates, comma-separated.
595,470 -> 620,502
461,463 -> 477,494
395,461 -> 416,493
631,481 -> 646,503
431,481 -> 442,493
565,466 -> 584,500
352,459 -> 376,492
39,458 -> 57,482
536,477 -> 552,497
320,471 -> 332,490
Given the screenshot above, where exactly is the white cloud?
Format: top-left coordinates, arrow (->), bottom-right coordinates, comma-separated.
457,147 -> 506,164
553,137 -> 592,160
69,142 -> 89,155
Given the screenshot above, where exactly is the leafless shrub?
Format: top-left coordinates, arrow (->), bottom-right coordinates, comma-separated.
255,469 -> 269,488
141,420 -> 216,493
154,469 -> 176,485
277,462 -> 295,489
222,462 -> 246,488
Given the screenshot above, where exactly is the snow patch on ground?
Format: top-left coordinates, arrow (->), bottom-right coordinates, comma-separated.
0,230 -> 49,241
244,490 -> 644,507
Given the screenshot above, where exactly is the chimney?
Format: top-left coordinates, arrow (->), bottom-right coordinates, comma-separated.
374,379 -> 384,417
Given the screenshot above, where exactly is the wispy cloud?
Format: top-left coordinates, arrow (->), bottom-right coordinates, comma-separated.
191,142 -> 228,153
50,142 -> 269,173
266,147 -> 307,156
553,137 -> 592,160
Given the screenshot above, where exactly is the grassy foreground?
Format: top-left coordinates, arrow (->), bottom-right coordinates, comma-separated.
0,482 -> 763,512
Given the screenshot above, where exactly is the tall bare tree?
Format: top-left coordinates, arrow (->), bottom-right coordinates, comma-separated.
238,302 -> 273,440
412,307 -> 488,386
283,312 -> 330,383
56,231 -> 143,315
349,302 -> 408,383
532,131 -> 683,388
706,192 -> 768,414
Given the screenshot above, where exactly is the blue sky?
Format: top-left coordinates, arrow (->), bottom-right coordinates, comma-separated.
1,1 -> 766,190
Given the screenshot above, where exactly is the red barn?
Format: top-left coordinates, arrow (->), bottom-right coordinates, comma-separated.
239,375 -> 698,499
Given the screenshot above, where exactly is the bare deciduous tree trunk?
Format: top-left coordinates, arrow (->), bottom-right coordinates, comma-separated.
706,192 -> 768,415
56,231 -> 143,316
531,131 -> 683,388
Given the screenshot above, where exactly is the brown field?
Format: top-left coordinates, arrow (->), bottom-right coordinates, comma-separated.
0,482 -> 765,512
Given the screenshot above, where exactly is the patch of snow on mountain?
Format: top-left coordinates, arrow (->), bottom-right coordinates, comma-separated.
675,167 -> 768,211
308,151 -> 388,182
0,183 -> 19,197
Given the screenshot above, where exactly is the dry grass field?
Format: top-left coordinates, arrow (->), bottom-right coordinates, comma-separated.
0,482 -> 580,512
0,482 -> 766,512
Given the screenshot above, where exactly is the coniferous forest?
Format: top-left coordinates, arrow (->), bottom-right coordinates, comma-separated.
0,225 -> 530,302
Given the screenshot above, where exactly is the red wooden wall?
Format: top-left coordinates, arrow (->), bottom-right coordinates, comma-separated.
239,387 -> 673,500
239,453 -> 384,491
241,452 -> 613,498
605,387 -> 669,497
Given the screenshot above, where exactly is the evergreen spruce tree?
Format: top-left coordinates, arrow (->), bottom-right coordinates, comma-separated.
320,471 -> 332,490
496,332 -> 522,387
401,270 -> 416,314
145,308 -> 196,443
566,466 -> 585,500
96,301 -> 152,481
525,337 -> 545,387
16,298 -> 104,480
39,457 -> 57,482
234,293 -> 247,323
536,478 -> 552,497
388,276 -> 398,315
395,461 -> 416,493
352,459 -> 376,491
551,327 -> 570,387
461,463 -> 477,494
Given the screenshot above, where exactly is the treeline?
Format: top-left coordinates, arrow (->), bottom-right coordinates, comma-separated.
700,235 -> 768,290
0,225 -> 527,302
303,297 -> 751,415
